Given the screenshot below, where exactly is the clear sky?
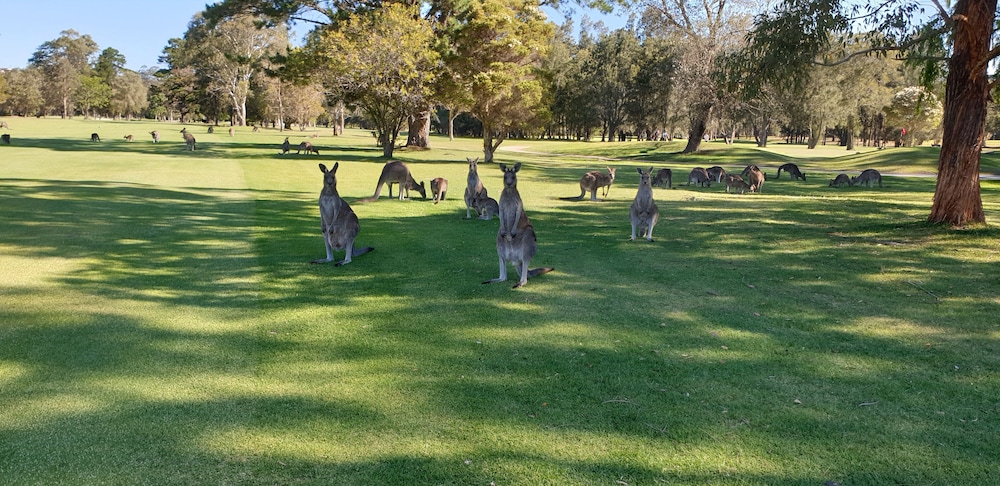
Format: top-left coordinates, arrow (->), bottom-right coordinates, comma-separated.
0,1 -> 626,72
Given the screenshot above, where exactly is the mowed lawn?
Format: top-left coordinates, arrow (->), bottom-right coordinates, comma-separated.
1,117 -> 999,484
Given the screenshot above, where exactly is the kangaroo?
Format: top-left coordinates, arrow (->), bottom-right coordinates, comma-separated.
362,161 -> 426,201
281,137 -> 290,154
297,141 -> 319,155
0,121 -> 8,129
464,157 -> 488,219
829,173 -> 852,187
180,128 -> 196,150
724,174 -> 748,194
90,133 -> 101,142
776,162 -> 806,181
150,130 -> 160,143
687,167 -> 711,187
483,163 -> 553,288
743,165 -> 765,193
123,134 -> 134,142
252,125 -> 260,133
311,163 -> 373,266
431,177 -> 448,204
475,195 -> 499,220
706,165 -> 727,183
630,167 -> 660,242
652,168 -> 672,188
1,134 -> 10,144
562,167 -> 616,201
852,169 -> 883,188
228,127 -> 235,137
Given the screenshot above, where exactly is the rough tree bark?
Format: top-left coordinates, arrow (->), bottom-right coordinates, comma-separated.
682,103 -> 712,153
929,0 -> 991,226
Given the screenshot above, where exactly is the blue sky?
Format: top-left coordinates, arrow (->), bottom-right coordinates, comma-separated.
0,1 -> 626,71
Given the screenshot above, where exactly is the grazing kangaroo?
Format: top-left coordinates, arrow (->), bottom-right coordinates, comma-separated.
124,134 -> 134,142
475,195 -> 499,220
562,167 -> 616,201
0,121 -> 8,129
483,163 -> 553,288
706,165 -> 727,183
652,168 -> 673,188
431,177 -> 448,204
311,163 -> 373,266
252,125 -> 260,133
180,128 -> 196,150
742,165 -> 765,193
852,169 -> 883,188
630,167 -> 660,241
297,141 -> 319,155
1,134 -> 10,144
776,163 -> 806,181
281,137 -> 290,154
150,130 -> 160,143
363,161 -> 426,201
724,174 -> 748,194
687,167 -> 712,187
90,133 -> 101,142
829,173 -> 852,187
464,157 -> 488,219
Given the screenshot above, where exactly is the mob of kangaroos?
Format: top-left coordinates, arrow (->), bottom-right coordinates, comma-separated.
483,163 -> 553,288
311,163 -> 373,266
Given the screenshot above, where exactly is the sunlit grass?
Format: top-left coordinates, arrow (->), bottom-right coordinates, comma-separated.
1,118 -> 998,484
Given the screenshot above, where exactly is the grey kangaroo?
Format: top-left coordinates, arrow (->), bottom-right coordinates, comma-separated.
311,162 -> 373,266
90,133 -> 101,142
742,164 -> 765,193
281,137 -> 290,154
297,141 -> 319,155
124,134 -> 134,142
562,167 -> 616,201
687,167 -> 711,187
431,177 -> 448,204
652,168 -> 672,188
706,165 -> 727,183
150,130 -> 160,143
852,169 -> 882,187
475,195 -> 499,220
180,128 -> 196,151
630,167 -> 660,241
776,163 -> 806,181
362,161 -> 426,201
464,157 -> 488,218
724,174 -> 749,194
829,173 -> 852,187
483,163 -> 553,288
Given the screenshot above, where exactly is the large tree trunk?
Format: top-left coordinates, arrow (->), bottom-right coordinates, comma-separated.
406,108 -> 431,148
682,103 -> 712,153
845,113 -> 856,151
929,0 -> 991,226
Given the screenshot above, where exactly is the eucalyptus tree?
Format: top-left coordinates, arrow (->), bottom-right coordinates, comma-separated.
745,0 -> 997,226
631,0 -> 759,153
110,70 -> 150,120
582,28 -> 641,142
28,30 -> 99,118
884,86 -> 943,146
0,68 -> 44,116
0,71 -> 8,108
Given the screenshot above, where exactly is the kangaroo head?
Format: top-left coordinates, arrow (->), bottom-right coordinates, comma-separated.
499,163 -> 521,188
607,167 -> 616,180
467,157 -> 480,171
417,181 -> 427,199
319,162 -> 339,188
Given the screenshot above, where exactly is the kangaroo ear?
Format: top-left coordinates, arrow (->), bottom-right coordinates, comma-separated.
648,167 -> 654,173
499,163 -> 507,172
332,162 -> 339,173
514,162 -> 522,172
319,163 -> 328,173
637,167 -> 643,175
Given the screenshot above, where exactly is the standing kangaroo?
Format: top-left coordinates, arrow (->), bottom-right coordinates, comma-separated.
362,161 -> 426,201
311,163 -> 373,266
852,169 -> 882,187
180,128 -> 196,151
150,130 -> 160,143
630,167 -> 660,242
652,168 -> 672,188
464,157 -> 488,218
281,137 -> 290,154
483,163 -> 553,288
563,167 -> 616,201
431,177 -> 448,204
776,163 -> 806,181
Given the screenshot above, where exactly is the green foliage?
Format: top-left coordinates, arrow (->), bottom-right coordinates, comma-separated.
884,86 -> 943,146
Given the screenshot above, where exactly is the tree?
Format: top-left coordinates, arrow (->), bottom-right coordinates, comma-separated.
745,0 -> 992,226
311,3 -> 439,157
182,14 -> 287,126
885,86 -> 943,146
75,75 -> 111,118
29,30 -> 99,118
110,70 -> 150,120
583,29 -> 641,142
0,71 -> 9,108
0,68 -> 44,116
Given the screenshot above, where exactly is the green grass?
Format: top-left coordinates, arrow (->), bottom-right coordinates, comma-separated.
1,117 -> 999,484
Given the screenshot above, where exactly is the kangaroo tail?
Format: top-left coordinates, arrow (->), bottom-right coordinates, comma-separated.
527,267 -> 554,278
352,246 -> 374,257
